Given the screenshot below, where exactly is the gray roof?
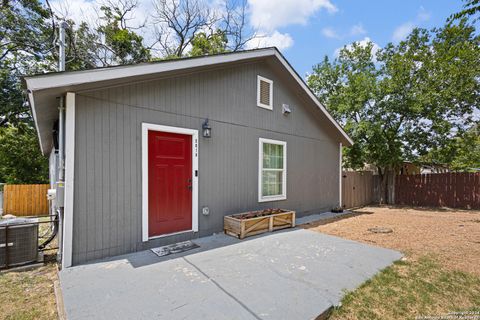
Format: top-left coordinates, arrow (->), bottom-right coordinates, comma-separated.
24,47 -> 353,154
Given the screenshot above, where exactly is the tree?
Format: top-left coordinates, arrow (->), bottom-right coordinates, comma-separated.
450,0 -> 480,22
0,0 -> 54,126
0,0 -> 154,183
189,30 -> 227,56
0,124 -> 49,184
307,21 -> 480,203
152,0 -> 254,58
97,2 -> 150,65
422,125 -> 480,171
52,1 -> 150,70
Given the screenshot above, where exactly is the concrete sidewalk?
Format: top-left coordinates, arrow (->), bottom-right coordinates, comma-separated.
60,227 -> 401,320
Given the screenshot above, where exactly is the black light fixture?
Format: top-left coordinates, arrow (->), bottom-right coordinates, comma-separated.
202,118 -> 212,138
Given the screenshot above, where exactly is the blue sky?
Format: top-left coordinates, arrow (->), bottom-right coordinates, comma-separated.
280,0 -> 466,76
49,0 -> 470,77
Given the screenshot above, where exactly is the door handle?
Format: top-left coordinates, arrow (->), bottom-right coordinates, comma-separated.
187,185 -> 192,191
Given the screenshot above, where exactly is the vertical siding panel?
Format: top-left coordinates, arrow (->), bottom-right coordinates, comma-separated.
102,94 -> 110,258
85,101 -> 96,261
109,100 -> 118,258
116,102 -> 125,255
76,96 -> 87,264
123,103 -> 132,252
130,107 -> 137,250
94,96 -> 103,259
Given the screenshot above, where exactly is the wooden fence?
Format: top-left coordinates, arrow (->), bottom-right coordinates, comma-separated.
342,171 -> 374,209
395,173 -> 480,209
2,184 -> 50,216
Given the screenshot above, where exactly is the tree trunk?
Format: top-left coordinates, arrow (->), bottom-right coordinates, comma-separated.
377,166 -> 396,205
386,169 -> 396,204
378,168 -> 387,204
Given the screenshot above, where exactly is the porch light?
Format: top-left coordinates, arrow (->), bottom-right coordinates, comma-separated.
202,119 -> 212,138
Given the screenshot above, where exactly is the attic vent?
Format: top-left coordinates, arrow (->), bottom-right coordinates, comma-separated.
257,75 -> 273,110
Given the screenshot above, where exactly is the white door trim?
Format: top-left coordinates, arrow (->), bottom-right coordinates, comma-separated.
141,123 -> 199,242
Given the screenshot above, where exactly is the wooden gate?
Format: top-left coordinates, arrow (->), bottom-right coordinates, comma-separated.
342,171 -> 374,209
2,184 -> 49,216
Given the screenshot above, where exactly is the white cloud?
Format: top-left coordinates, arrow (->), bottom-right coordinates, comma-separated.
50,0 -> 150,32
350,23 -> 366,36
391,7 -> 431,42
417,6 -> 431,22
49,0 -> 100,25
321,27 -> 339,39
334,37 -> 380,58
246,31 -> 294,50
248,0 -> 337,32
392,22 -> 415,42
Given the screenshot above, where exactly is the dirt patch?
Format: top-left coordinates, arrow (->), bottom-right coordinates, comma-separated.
304,206 -> 480,275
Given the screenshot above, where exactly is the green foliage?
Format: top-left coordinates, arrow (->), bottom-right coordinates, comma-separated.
0,124 -> 48,184
422,125 -> 480,171
189,30 -> 228,57
308,21 -> 480,175
0,0 -> 54,126
450,0 -> 480,22
97,6 -> 150,65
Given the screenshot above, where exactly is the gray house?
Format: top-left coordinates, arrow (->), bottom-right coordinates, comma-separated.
24,48 -> 353,268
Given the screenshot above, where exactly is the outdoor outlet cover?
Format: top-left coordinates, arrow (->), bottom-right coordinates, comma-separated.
202,207 -> 210,215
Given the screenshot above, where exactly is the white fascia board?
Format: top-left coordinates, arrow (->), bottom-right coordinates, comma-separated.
24,49 -> 276,92
27,91 -> 45,154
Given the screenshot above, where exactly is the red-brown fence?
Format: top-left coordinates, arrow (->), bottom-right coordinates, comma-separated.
395,173 -> 480,209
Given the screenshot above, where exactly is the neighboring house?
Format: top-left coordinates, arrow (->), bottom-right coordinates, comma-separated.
398,162 -> 450,175
24,48 -> 353,268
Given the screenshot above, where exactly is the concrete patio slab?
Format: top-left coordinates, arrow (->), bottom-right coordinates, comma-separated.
60,228 -> 401,320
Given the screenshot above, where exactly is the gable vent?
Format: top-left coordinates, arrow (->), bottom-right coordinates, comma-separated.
257,76 -> 273,110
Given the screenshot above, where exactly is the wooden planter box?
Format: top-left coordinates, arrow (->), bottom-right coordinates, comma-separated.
224,209 -> 296,239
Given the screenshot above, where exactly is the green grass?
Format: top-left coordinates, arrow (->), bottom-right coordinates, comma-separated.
329,256 -> 480,320
0,264 -> 58,320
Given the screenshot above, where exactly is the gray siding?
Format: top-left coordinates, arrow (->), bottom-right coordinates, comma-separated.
72,61 -> 341,265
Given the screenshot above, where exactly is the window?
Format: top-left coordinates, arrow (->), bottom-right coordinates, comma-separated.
257,75 -> 273,110
258,138 -> 287,202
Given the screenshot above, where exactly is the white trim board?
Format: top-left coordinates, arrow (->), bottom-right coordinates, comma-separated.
258,138 -> 287,202
62,92 -> 75,268
339,142 -> 343,208
141,123 -> 199,242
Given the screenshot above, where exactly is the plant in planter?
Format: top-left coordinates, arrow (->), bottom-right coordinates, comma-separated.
331,206 -> 344,213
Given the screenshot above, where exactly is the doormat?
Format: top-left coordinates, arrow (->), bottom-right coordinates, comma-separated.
151,241 -> 199,257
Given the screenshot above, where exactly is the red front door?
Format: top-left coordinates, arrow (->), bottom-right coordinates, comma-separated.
148,130 -> 192,237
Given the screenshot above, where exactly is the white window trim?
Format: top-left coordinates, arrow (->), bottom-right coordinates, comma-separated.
258,138 -> 287,202
141,123 -> 199,242
257,75 -> 273,110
